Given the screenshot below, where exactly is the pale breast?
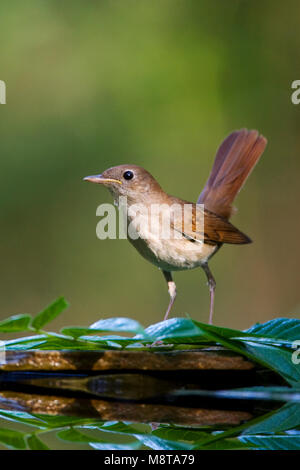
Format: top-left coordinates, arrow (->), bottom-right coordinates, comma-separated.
127,210 -> 218,271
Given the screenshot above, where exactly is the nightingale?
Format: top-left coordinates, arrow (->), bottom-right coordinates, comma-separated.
84,129 -> 267,324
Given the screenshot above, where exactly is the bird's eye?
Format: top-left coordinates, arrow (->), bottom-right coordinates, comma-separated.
123,170 -> 134,180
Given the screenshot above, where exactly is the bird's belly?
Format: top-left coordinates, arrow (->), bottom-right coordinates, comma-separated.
129,235 -> 218,271
126,211 -> 218,271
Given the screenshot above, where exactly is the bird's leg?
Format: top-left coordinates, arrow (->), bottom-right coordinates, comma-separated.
202,263 -> 216,325
162,270 -> 177,321
146,271 -> 176,348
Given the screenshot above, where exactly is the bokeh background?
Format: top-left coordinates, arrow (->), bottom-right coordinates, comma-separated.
0,0 -> 299,332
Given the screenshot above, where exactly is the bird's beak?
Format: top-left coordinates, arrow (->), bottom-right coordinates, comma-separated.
83,174 -> 122,185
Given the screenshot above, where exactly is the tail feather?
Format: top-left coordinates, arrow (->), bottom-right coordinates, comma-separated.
198,129 -> 267,219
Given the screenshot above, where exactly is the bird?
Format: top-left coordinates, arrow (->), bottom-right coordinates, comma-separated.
84,129 -> 267,324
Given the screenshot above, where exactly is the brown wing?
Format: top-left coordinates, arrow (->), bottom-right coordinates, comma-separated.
170,202 -> 251,245
198,129 -> 267,219
202,208 -> 251,244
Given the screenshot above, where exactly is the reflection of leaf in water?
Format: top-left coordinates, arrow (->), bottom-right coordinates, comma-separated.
134,434 -> 194,450
90,442 -> 141,450
243,402 -> 300,434
57,427 -> 116,444
0,400 -> 300,450
0,427 -> 27,449
240,435 -> 300,450
0,410 -> 47,429
189,321 -> 300,385
27,434 -> 49,450
1,299 -> 300,449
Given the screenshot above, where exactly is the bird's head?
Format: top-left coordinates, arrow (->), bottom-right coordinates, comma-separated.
83,164 -> 163,204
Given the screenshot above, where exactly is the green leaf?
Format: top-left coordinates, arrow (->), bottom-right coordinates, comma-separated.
27,434 -> 49,450
62,318 -> 145,338
4,335 -> 48,350
136,318 -> 208,343
93,422 -> 150,436
198,438 -> 248,450
0,410 -> 47,429
139,317 -> 300,348
34,415 -> 105,429
243,402 -> 300,434
0,427 -> 27,449
197,400 -> 300,448
243,341 -> 300,385
31,297 -> 69,331
5,341 -> 48,350
27,338 -> 110,351
134,434 -> 194,450
60,327 -> 99,338
246,318 -> 300,341
90,317 -> 144,333
90,442 -> 141,450
57,428 -> 109,444
91,422 -> 195,450
153,427 -> 209,443
240,434 -> 300,450
0,314 -> 31,333
4,332 -> 117,351
152,426 -> 247,450
189,386 -> 300,403
191,321 -> 300,385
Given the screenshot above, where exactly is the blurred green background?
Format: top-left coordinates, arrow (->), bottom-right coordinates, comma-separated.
0,0 -> 299,331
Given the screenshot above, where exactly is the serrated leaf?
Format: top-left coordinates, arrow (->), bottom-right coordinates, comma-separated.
31,297 -> 68,331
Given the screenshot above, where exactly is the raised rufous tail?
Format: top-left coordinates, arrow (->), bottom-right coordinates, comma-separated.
198,129 -> 267,220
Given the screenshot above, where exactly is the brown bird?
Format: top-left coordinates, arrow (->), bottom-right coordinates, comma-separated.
84,129 -> 267,324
